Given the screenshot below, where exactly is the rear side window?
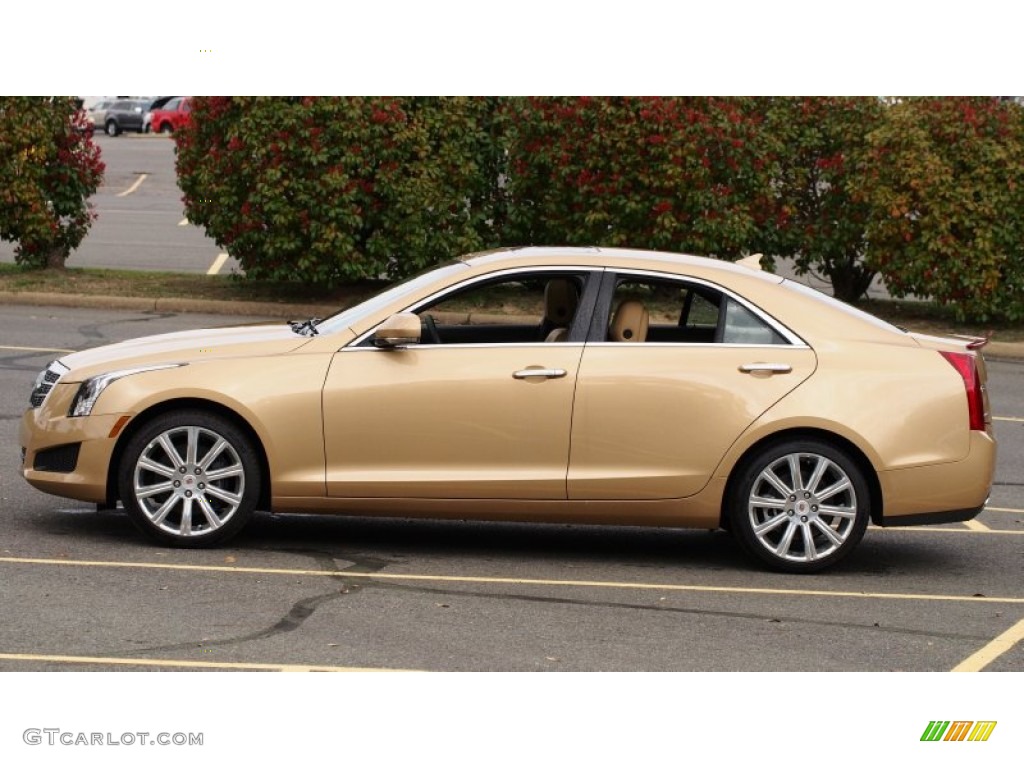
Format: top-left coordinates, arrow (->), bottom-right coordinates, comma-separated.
722,298 -> 787,345
607,274 -> 789,345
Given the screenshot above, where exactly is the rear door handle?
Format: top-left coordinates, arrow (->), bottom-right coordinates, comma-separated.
513,368 -> 567,380
739,363 -> 793,375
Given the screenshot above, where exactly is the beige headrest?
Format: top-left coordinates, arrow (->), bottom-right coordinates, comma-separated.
544,279 -> 578,325
610,300 -> 649,342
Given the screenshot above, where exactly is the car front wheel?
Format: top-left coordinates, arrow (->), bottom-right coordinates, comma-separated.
118,410 -> 261,547
105,120 -> 119,137
728,439 -> 870,573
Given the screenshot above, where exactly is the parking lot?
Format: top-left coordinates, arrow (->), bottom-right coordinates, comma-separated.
0,133 -> 235,276
0,133 -> 1021,675
1,304 -> 1022,672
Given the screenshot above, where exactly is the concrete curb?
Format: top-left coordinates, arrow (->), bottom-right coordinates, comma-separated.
2,290 -> 1022,360
981,341 -> 1024,362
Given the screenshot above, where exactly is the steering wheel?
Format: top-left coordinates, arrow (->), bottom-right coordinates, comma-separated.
421,313 -> 441,344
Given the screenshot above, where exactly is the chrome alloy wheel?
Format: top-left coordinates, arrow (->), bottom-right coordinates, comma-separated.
746,452 -> 859,564
132,425 -> 246,537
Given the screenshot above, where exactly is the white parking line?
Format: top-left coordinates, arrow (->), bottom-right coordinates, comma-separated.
993,416 -> 1024,423
986,506 -> 1024,514
178,217 -> 189,226
206,253 -> 229,275
951,617 -> 1024,672
116,173 -> 148,197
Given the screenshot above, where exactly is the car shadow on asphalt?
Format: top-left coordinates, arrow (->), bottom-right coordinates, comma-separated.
25,506 -> 962,579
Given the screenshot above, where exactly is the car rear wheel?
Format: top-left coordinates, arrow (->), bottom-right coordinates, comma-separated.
105,120 -> 119,137
728,439 -> 870,573
159,122 -> 173,134
118,410 -> 260,547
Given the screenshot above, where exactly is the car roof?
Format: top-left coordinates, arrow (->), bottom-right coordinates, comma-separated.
459,246 -> 785,285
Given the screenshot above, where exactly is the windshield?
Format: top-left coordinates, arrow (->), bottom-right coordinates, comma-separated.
314,262 -> 468,335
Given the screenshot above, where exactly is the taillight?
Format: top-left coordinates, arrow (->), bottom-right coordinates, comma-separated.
940,351 -> 986,431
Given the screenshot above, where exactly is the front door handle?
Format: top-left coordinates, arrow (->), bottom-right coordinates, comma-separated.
739,363 -> 793,375
513,368 -> 567,380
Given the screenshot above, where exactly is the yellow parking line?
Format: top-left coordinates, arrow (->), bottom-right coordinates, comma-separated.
1,556 -> 1022,604
993,416 -> 1024,423
116,173 -> 148,197
962,519 -> 991,532
206,253 -> 229,275
951,617 -> 1024,672
0,345 -> 75,354
0,652 -> 415,672
178,217 -> 189,226
986,506 -> 1024,514
882,526 -> 1024,536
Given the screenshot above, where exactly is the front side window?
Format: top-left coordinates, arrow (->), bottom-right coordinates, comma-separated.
411,271 -> 590,345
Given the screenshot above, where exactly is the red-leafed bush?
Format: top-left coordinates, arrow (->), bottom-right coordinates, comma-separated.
502,97 -> 776,259
862,97 -> 1024,320
175,97 -> 504,284
757,97 -> 885,302
0,97 -> 104,269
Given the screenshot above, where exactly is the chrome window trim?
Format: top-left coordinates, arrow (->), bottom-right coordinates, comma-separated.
348,266 -> 603,348
608,267 -> 808,347
341,342 -> 588,353
582,342 -> 811,350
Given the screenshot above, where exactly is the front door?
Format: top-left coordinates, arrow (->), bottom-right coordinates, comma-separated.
322,269 -> 594,500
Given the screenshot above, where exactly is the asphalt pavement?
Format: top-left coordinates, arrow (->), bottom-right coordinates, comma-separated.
0,304 -> 1021,674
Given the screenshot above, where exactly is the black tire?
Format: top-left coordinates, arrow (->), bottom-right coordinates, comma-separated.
118,410 -> 261,548
158,122 -> 173,134
727,438 -> 870,573
105,119 -> 120,137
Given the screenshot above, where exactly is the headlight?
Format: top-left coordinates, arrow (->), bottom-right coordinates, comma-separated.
69,364 -> 186,417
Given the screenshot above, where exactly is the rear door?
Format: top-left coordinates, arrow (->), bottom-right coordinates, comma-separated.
568,270 -> 817,500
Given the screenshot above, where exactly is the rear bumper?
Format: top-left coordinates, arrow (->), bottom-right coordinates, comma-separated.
877,430 -> 995,526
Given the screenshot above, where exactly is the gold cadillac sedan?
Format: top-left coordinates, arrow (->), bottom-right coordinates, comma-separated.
20,248 -> 996,572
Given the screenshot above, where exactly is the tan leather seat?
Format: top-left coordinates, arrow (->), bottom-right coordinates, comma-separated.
610,300 -> 649,342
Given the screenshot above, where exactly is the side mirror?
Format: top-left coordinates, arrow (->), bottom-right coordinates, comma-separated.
373,313 -> 421,348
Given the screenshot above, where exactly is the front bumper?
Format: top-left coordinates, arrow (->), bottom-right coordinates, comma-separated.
20,383 -> 129,504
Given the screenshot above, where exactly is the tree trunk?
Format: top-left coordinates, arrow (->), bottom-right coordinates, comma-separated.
44,246 -> 67,270
828,260 -> 876,303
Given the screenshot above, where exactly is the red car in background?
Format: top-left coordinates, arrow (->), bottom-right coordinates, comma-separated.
149,97 -> 192,133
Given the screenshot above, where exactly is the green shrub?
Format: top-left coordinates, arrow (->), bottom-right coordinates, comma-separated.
503,97 -> 775,259
176,97 -> 504,284
863,97 -> 1024,321
757,97 -> 885,302
0,97 -> 104,269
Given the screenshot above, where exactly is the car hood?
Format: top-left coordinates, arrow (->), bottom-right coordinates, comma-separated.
58,323 -> 312,380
